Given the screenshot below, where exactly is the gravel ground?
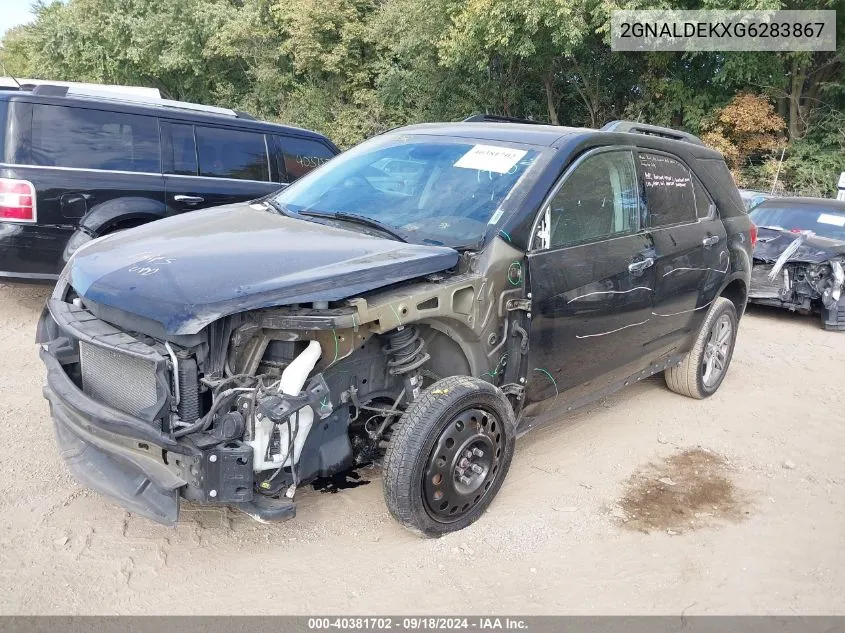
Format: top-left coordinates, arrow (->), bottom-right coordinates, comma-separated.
0,280 -> 843,614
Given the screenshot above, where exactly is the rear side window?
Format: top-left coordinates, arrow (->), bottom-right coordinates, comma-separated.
546,150 -> 640,249
279,136 -> 335,181
195,126 -> 269,181
29,104 -> 160,172
638,152 -> 696,227
164,122 -> 198,176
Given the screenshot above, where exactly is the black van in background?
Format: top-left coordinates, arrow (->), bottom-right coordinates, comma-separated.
0,83 -> 339,280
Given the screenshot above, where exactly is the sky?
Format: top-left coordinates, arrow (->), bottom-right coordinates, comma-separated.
0,0 -> 35,39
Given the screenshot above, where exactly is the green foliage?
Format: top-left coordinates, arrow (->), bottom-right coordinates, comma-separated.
1,0 -> 844,189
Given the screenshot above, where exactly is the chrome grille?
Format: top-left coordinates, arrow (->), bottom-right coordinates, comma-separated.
79,342 -> 159,417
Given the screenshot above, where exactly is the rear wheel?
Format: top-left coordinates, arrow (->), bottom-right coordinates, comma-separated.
382,376 -> 516,537
665,297 -> 738,399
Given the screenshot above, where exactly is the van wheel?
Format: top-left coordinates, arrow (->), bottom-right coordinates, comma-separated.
665,297 -> 738,399
382,376 -> 516,537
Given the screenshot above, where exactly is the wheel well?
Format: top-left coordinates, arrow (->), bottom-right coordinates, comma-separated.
100,216 -> 152,235
720,279 -> 747,318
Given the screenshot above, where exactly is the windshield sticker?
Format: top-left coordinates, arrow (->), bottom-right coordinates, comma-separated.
817,213 -> 845,227
454,145 -> 527,174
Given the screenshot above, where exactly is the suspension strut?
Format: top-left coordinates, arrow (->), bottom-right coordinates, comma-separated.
384,325 -> 430,401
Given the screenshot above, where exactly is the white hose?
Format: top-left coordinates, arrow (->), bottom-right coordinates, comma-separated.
249,340 -> 322,471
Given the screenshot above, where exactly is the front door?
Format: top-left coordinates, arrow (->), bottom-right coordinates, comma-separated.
525,148 -> 656,407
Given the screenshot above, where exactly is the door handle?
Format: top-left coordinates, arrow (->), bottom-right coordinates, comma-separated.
628,257 -> 654,273
702,235 -> 720,247
173,195 -> 205,204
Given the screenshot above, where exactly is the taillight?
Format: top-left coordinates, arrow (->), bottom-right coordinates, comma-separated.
0,178 -> 37,223
749,222 -> 757,247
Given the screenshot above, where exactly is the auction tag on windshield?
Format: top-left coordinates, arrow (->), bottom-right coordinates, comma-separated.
818,213 -> 845,227
454,145 -> 527,174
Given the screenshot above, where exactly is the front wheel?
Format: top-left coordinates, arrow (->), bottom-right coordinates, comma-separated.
382,376 -> 516,537
664,297 -> 738,399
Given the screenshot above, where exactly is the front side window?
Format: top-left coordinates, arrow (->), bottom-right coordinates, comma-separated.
545,150 -> 640,249
279,136 -> 336,181
271,136 -> 542,247
195,126 -> 269,181
29,104 -> 160,173
639,152 -> 697,227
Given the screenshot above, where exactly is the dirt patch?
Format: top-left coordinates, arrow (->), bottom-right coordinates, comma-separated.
616,448 -> 748,534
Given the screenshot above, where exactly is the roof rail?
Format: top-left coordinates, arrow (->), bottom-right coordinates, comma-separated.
601,120 -> 704,146
28,83 -> 245,119
463,113 -> 544,125
1,76 -> 161,98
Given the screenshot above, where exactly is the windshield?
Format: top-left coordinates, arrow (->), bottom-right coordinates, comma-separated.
750,204 -> 845,241
271,135 -> 542,246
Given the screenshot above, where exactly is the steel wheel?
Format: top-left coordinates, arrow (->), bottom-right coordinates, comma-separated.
383,376 -> 516,536
423,408 -> 503,522
702,313 -> 732,389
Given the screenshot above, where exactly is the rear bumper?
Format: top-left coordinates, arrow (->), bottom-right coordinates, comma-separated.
0,221 -> 72,278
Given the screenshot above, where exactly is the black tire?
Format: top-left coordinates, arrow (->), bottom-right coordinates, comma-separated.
664,297 -> 738,399
382,376 -> 516,537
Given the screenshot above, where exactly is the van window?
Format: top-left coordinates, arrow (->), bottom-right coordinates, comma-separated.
28,104 -> 160,173
546,150 -> 639,249
165,122 -> 198,176
195,126 -> 269,181
638,152 -> 697,227
279,136 -> 335,181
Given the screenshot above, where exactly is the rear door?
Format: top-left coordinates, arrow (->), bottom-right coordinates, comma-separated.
525,148 -> 656,405
637,151 -> 728,352
162,122 -> 280,213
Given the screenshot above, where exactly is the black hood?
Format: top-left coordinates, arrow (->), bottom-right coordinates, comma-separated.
753,227 -> 845,264
67,202 -> 459,335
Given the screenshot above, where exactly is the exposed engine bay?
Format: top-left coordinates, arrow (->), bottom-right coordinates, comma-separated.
38,237 -> 529,524
749,228 -> 845,331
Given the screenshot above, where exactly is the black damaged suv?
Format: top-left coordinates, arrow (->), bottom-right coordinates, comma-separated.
37,119 -> 754,536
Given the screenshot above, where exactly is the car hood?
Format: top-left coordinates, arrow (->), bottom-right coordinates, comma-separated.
67,202 -> 459,335
753,227 -> 845,264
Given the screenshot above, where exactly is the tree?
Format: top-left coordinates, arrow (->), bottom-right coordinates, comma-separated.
438,0 -> 592,124
700,93 -> 786,182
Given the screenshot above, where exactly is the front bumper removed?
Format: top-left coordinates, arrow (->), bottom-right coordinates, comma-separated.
39,299 -> 298,525
42,348 -> 187,524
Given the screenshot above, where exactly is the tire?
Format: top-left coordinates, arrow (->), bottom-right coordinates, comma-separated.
382,376 -> 516,537
664,297 -> 738,399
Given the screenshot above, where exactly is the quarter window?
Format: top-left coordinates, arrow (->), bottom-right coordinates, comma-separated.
195,126 -> 269,181
29,104 -> 160,173
693,176 -> 714,218
279,136 -> 335,181
546,150 -> 640,249
638,152 -> 696,227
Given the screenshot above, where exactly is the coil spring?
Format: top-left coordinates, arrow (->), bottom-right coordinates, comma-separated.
384,326 -> 430,376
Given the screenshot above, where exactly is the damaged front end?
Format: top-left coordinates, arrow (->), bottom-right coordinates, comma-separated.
37,235 -> 528,525
749,228 -> 845,331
